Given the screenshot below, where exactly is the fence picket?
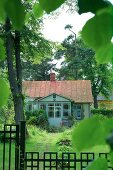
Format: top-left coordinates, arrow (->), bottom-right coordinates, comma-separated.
0,122 -> 113,170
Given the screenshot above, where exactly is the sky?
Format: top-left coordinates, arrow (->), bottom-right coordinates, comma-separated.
42,11 -> 94,42
42,0 -> 113,42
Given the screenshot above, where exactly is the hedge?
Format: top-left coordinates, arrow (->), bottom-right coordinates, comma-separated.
91,109 -> 113,117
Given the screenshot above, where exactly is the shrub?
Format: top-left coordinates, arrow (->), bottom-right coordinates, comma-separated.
27,116 -> 37,125
26,110 -> 49,130
25,110 -> 37,120
91,109 -> 113,117
36,109 -> 49,130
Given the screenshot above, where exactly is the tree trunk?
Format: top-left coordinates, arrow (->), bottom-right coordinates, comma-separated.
14,30 -> 24,122
5,18 -> 24,124
94,95 -> 98,109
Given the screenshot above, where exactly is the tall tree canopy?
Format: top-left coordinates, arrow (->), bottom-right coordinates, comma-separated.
22,58 -> 55,80
55,31 -> 113,108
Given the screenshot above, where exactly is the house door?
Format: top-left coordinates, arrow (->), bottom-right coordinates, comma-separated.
47,103 -> 62,126
73,104 -> 82,120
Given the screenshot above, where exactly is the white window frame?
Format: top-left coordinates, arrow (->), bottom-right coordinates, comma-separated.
38,102 -> 71,118
76,104 -> 82,119
27,102 -> 33,112
63,103 -> 71,118
47,103 -> 62,118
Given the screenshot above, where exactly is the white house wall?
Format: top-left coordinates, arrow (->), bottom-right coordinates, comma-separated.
83,104 -> 91,118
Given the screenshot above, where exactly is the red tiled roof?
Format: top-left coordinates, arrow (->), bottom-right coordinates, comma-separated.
22,80 -> 93,103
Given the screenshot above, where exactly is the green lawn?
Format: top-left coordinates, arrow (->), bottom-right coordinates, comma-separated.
0,125 -> 109,169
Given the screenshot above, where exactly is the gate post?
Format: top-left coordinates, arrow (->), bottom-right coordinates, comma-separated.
20,121 -> 26,170
15,124 -> 20,170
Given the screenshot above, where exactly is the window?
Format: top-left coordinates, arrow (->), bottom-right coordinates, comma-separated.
48,111 -> 54,117
27,102 -> 33,111
48,104 -> 54,117
55,107 -> 61,117
76,104 -> 82,119
55,103 -> 61,107
63,104 -> 69,109
40,104 -> 46,110
28,104 -> 32,111
48,103 -> 61,118
63,104 -> 70,117
48,104 -> 54,107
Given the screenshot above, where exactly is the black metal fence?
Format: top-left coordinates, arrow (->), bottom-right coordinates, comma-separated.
0,121 -> 26,170
0,122 -> 113,170
25,152 -> 113,170
0,124 -> 19,170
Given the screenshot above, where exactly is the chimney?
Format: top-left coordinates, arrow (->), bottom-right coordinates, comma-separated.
50,73 -> 55,81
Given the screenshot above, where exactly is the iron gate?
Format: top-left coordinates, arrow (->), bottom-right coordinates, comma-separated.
0,122 -> 113,170
0,121 -> 26,170
25,152 -> 113,170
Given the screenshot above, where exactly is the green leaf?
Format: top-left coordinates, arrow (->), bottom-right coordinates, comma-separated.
0,39 -> 6,61
0,1 -> 6,23
33,3 -> 44,18
95,43 -> 113,64
0,78 -> 9,108
86,158 -> 107,170
110,151 -> 113,167
5,0 -> 25,30
72,116 -> 113,151
78,0 -> 111,14
39,0 -> 65,13
82,12 -> 113,51
72,116 -> 103,151
25,12 -> 32,24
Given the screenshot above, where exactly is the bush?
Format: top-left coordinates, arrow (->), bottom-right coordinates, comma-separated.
25,110 -> 37,120
91,109 -> 113,117
56,137 -> 73,165
27,116 -> 37,125
36,109 -> 49,130
26,109 -> 49,130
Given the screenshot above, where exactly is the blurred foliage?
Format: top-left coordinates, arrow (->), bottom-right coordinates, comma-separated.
92,109 -> 113,118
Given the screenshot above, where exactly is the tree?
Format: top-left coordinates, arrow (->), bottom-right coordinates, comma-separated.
0,0 -> 53,124
5,18 -> 25,124
21,13 -> 54,81
22,58 -> 55,80
55,33 -> 113,108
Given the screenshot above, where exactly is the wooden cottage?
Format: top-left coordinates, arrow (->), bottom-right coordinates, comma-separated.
23,73 -> 93,126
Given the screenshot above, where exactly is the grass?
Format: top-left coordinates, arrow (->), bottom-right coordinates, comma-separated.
0,125 -> 109,169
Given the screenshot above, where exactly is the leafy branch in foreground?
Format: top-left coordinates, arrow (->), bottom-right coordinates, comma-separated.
71,0 -> 113,169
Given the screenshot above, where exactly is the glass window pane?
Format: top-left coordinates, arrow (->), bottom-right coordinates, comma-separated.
48,104 -> 54,107
48,104 -> 54,117
77,111 -> 81,116
55,107 -> 61,117
48,111 -> 54,117
63,111 -> 69,117
63,103 -> 70,117
28,104 -> 32,111
49,107 -> 54,111
77,104 -> 81,109
55,111 -> 61,117
40,104 -> 46,110
76,110 -> 81,119
63,104 -> 69,109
